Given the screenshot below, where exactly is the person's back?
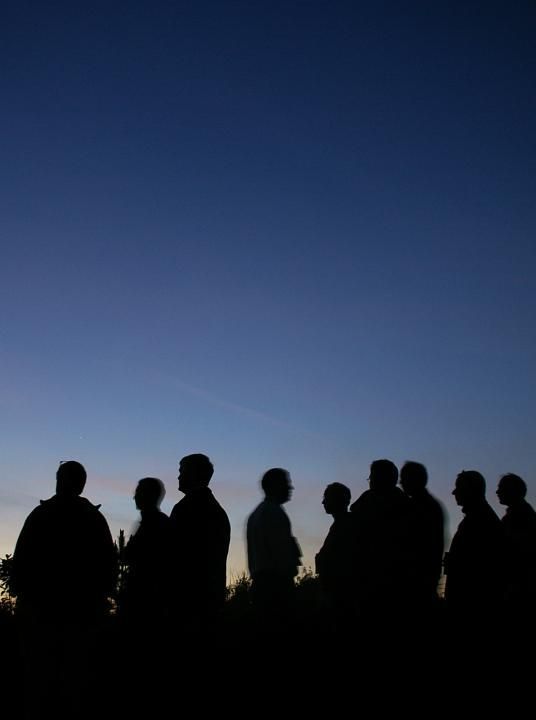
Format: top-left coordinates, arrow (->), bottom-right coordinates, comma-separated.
169,454 -> 230,618
400,461 -> 445,605
13,461 -> 116,621
12,461 -> 117,719
351,460 -> 414,617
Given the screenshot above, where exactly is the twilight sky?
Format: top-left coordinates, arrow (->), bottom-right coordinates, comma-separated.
1,1 -> 535,577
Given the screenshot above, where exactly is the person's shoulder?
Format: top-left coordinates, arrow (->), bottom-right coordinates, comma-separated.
261,498 -> 284,514
247,501 -> 266,522
268,501 -> 289,524
78,496 -> 101,510
484,501 -> 502,523
75,496 -> 108,520
28,499 -> 50,516
207,488 -> 227,511
24,495 -> 61,523
426,490 -> 443,507
205,489 -> 230,523
350,489 -> 372,512
506,501 -> 536,532
18,502 -> 48,534
453,514 -> 469,534
393,486 -> 411,505
148,511 -> 171,537
520,500 -> 536,518
169,500 -> 183,520
338,512 -> 355,529
466,503 -> 501,534
61,501 -> 109,542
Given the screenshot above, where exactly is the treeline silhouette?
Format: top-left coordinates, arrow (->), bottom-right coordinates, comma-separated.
0,456 -> 535,718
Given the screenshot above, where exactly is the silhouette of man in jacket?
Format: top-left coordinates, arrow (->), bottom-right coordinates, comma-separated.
13,460 -> 117,621
12,460 -> 117,718
400,461 -> 445,611
169,454 -> 231,625
247,468 -> 302,631
445,470 -> 505,632
497,473 -> 536,620
123,477 -> 171,623
315,482 -> 356,633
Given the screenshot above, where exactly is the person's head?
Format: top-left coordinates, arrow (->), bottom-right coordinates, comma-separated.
497,473 -> 527,506
453,470 -> 486,510
134,477 -> 166,511
56,460 -> 87,496
400,461 -> 428,496
322,482 -> 351,515
369,459 -> 398,492
178,454 -> 214,494
261,468 -> 293,504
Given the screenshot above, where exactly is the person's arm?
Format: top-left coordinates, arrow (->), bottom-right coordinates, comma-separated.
11,510 -> 39,597
267,508 -> 301,576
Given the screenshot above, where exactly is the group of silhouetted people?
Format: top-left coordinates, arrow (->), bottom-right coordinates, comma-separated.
314,462 -> 536,640
11,457 -> 229,630
6,454 -> 536,716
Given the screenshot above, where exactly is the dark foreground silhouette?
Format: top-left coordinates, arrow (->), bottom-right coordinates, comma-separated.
1,575 -> 531,719
1,458 -> 535,716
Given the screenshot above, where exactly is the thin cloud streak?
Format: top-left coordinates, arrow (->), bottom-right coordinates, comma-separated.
160,374 -> 324,439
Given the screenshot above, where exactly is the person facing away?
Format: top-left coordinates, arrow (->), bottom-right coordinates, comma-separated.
246,468 -> 302,627
445,470 -> 506,628
400,461 -> 445,606
315,482 -> 356,630
123,477 -> 171,622
350,459 -> 414,619
169,454 -> 231,620
496,473 -> 536,616
12,460 -> 117,622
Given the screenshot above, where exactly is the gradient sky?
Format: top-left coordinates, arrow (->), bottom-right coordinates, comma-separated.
1,1 -> 535,578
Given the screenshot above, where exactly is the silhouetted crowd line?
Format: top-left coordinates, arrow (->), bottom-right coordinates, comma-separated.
4,455 -> 536,716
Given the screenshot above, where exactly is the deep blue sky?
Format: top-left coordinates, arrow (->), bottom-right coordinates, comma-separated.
1,1 -> 535,575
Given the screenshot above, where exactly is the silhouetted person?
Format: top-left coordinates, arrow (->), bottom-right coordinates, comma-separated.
400,461 -> 445,611
315,482 -> 356,633
445,470 -> 505,633
350,459 -> 414,623
169,454 -> 231,627
13,460 -> 116,621
123,477 -> 171,623
247,468 -> 302,633
12,461 -> 117,719
497,473 -> 536,622
119,478 -> 171,717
